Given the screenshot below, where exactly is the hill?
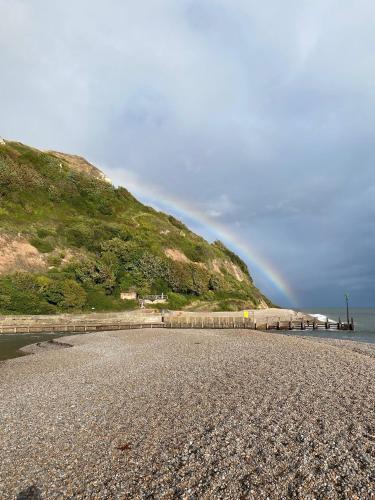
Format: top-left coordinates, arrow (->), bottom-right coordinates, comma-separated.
0,140 -> 272,314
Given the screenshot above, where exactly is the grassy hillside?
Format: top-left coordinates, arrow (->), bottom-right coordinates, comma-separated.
0,140 -> 272,314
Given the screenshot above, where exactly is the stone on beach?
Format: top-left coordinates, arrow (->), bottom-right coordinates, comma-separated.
0,329 -> 374,498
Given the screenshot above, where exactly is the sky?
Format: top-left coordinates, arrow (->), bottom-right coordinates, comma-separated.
1,0 -> 374,307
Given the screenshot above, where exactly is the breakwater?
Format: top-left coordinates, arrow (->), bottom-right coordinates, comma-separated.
0,310 -> 162,334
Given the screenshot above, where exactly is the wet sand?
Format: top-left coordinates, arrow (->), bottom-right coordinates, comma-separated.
0,329 -> 374,499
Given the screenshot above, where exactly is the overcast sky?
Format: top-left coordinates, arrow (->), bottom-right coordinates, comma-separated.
1,0 -> 374,307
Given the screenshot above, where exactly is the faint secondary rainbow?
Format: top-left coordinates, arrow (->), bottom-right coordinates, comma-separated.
115,175 -> 297,305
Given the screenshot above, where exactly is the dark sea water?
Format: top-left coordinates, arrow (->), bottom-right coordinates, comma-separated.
297,307 -> 375,344
0,331 -> 82,362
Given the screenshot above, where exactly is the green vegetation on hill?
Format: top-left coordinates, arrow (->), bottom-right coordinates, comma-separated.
0,141 -> 272,314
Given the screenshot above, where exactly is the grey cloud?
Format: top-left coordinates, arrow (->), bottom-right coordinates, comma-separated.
1,0 -> 374,306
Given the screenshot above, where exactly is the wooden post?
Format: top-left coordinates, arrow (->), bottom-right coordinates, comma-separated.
350,317 -> 354,331
288,321 -> 292,330
277,321 -> 280,330
313,321 -> 317,330
254,319 -> 257,330
345,294 -> 350,326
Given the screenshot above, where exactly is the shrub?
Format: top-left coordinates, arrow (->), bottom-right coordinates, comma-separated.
208,274 -> 222,291
0,273 -> 57,314
188,264 -> 209,295
216,300 -> 238,312
165,292 -> 190,310
42,279 -> 86,309
97,202 -> 113,215
65,223 -> 93,248
100,238 -> 142,270
85,288 -> 138,312
137,252 -> 166,281
47,255 -> 62,267
70,257 -> 117,293
30,237 -> 54,253
187,244 -> 207,263
36,228 -> 52,239
96,254 -> 118,293
213,240 -> 250,278
167,215 -> 187,231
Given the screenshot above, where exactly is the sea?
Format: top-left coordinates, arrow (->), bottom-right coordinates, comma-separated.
291,307 -> 375,343
0,308 -> 374,362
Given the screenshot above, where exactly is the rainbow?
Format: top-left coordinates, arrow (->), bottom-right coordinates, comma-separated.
113,175 -> 297,306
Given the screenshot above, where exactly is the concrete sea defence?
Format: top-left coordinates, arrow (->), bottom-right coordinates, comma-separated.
0,308 -> 306,334
167,307 -> 306,320
0,309 -> 162,333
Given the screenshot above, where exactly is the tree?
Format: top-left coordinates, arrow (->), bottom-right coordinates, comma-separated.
43,279 -> 86,309
100,238 -> 142,271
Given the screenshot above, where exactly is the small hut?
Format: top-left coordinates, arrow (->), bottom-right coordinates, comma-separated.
120,291 -> 137,301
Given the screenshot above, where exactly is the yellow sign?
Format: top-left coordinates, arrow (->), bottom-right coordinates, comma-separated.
243,311 -> 249,318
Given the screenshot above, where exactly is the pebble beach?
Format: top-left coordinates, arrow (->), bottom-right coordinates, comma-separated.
1,328 -> 375,499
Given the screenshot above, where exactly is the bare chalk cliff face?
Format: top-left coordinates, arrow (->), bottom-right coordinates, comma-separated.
164,248 -> 247,283
0,235 -> 46,274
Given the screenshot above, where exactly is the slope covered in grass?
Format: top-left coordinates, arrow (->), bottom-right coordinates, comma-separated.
0,140 -> 272,314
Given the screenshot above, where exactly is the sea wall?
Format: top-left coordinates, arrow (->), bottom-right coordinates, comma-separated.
0,309 -> 162,327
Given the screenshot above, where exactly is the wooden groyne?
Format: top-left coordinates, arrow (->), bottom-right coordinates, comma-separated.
164,316 -> 355,331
